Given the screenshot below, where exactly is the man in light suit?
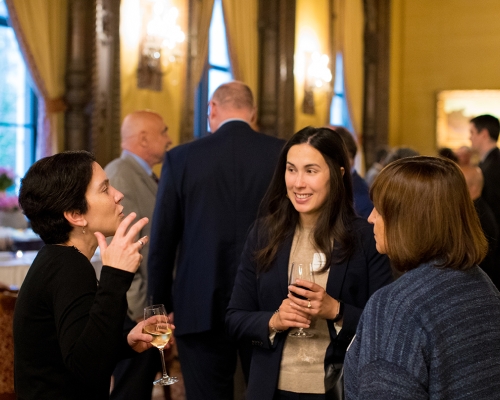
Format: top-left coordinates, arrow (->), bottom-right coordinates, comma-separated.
105,110 -> 172,400
148,81 -> 285,399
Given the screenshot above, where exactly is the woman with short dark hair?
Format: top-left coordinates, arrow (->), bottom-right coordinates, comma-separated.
226,127 -> 392,399
344,156 -> 500,399
14,151 -> 157,400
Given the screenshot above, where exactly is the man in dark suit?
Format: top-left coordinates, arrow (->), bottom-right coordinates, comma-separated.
105,110 -> 172,400
470,114 -> 500,288
461,165 -> 499,289
470,114 -> 500,226
148,81 -> 285,399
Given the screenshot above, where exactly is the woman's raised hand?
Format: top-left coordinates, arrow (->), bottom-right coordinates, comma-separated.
95,212 -> 149,273
288,279 -> 341,322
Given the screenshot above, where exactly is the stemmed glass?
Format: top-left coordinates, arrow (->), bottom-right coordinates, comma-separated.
288,262 -> 315,338
143,304 -> 178,386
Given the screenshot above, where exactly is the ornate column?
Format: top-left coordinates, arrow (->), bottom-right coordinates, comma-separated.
257,0 -> 296,139
362,0 -> 391,167
65,0 -> 93,151
91,0 -> 121,166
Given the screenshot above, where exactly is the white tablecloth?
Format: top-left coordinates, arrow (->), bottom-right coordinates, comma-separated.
0,251 -> 37,288
0,250 -> 103,289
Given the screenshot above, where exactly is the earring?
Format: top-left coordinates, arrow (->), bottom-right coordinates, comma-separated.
82,224 -> 87,234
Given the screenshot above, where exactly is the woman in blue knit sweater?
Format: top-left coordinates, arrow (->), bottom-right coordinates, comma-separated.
344,156 -> 500,399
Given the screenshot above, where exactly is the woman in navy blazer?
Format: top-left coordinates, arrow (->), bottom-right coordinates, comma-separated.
226,127 -> 392,399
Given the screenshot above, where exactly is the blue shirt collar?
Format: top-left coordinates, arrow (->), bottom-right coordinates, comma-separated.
122,150 -> 152,176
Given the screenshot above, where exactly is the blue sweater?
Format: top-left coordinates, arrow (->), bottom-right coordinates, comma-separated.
344,262 -> 500,399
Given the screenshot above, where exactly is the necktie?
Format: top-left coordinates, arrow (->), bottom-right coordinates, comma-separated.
151,172 -> 159,184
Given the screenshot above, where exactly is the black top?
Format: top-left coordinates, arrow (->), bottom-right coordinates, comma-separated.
14,245 -> 135,400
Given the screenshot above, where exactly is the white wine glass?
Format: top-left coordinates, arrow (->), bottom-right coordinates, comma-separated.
143,304 -> 178,386
288,262 -> 315,338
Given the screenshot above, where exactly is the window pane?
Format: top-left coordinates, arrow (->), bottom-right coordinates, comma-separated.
331,95 -> 344,126
333,53 -> 343,94
0,26 -> 26,125
208,69 -> 232,101
208,0 -> 230,68
0,20 -> 34,188
0,126 -> 32,192
0,0 -> 7,19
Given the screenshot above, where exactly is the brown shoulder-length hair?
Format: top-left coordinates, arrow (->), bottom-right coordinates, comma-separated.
255,126 -> 356,273
370,156 -> 487,272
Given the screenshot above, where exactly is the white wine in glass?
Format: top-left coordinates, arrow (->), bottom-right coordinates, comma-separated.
289,262 -> 315,338
143,304 -> 178,386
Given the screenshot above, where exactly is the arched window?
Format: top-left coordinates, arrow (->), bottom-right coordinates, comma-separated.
194,0 -> 233,138
0,0 -> 37,190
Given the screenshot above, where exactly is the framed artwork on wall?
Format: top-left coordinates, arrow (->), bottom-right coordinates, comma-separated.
436,90 -> 500,149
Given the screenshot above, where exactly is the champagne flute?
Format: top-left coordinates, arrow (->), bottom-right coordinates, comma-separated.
288,262 -> 315,338
143,304 -> 178,386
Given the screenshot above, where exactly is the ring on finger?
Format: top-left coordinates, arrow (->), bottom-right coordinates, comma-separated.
138,239 -> 144,246
307,300 -> 311,308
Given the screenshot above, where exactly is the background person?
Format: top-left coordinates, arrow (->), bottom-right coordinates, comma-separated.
105,110 -> 172,400
147,81 -> 285,399
226,126 -> 392,400
460,165 -> 499,289
469,114 -> 500,236
14,151 -> 159,400
344,156 -> 500,400
332,126 -> 373,219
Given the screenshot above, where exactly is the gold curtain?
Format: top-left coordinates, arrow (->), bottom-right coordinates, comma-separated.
221,0 -> 259,102
5,0 -> 68,157
192,0 -> 215,86
336,0 -> 365,172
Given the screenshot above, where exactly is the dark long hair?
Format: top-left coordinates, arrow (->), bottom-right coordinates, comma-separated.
255,126 -> 356,272
19,151 -> 95,244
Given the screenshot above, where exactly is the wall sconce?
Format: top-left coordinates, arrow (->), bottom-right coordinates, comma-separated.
301,52 -> 332,115
137,0 -> 185,91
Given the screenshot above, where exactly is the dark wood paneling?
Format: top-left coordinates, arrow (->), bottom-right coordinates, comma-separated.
362,0 -> 391,167
65,0 -> 93,151
258,0 -> 295,139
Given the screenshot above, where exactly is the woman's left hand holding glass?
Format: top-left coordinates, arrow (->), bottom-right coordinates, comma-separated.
127,319 -> 176,353
288,279 -> 342,324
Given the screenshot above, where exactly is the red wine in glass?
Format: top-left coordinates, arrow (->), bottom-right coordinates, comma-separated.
288,263 -> 314,338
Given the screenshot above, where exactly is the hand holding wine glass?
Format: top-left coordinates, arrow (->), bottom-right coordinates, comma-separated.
288,275 -> 343,324
143,304 -> 178,386
287,263 -> 315,338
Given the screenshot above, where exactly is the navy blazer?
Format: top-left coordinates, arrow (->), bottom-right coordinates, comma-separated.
226,217 -> 392,399
147,121 -> 285,336
480,147 -> 500,229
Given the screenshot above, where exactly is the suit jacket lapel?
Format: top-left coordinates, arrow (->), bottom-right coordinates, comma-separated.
325,242 -> 350,299
273,234 -> 294,299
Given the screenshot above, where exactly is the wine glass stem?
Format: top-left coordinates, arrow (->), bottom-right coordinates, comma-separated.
159,348 -> 169,378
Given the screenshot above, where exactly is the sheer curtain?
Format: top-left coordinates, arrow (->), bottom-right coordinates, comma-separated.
5,0 -> 68,158
221,0 -> 259,101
